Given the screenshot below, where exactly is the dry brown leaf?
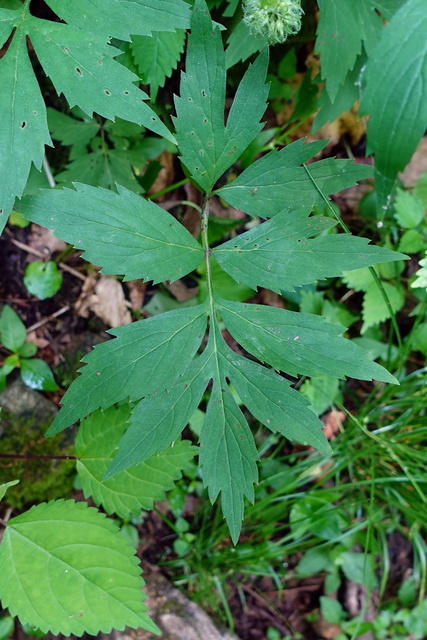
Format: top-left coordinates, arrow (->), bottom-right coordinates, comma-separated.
126,280 -> 147,311
166,279 -> 199,302
148,151 -> 175,198
321,410 -> 346,440
400,136 -> 427,187
28,224 -> 67,256
75,275 -> 131,327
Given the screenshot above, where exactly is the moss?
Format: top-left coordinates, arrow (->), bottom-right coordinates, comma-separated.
0,412 -> 75,509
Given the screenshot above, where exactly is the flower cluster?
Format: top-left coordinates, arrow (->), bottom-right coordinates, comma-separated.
243,0 -> 303,45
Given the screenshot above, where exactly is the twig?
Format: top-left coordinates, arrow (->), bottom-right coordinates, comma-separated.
10,237 -> 86,281
26,305 -> 70,333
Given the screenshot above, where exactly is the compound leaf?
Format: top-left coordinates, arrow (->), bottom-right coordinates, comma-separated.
106,349 -> 212,478
215,139 -> 373,218
0,0 -> 175,225
75,406 -> 196,519
174,0 -> 269,193
214,212 -> 405,293
222,349 -> 331,453
46,0 -> 191,40
217,298 -> 397,383
200,377 -> 259,545
47,305 -> 208,435
0,500 -> 158,636
20,183 -> 204,283
361,0 -> 427,196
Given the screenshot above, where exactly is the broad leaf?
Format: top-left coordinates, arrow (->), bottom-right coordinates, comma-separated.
214,212 -> 405,293
20,358 -> 59,392
20,184 -> 204,283
131,30 -> 186,99
360,0 -> 427,201
0,500 -> 159,636
215,139 -> 373,218
75,406 -> 196,519
217,298 -> 397,383
0,1 -> 176,226
174,0 -> 269,193
0,305 -> 26,352
225,20 -> 267,69
47,305 -> 208,435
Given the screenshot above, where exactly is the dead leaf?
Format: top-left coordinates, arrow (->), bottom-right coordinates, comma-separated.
28,224 -> 67,256
166,279 -> 199,302
126,280 -> 147,310
148,151 -> 175,199
400,136 -> 427,187
75,275 -> 131,327
321,410 -> 346,440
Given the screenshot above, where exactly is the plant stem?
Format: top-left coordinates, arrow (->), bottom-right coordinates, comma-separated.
0,453 -> 77,461
147,178 -> 189,200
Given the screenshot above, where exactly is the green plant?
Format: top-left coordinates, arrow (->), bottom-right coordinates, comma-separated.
0,0 -> 425,637
0,305 -> 58,391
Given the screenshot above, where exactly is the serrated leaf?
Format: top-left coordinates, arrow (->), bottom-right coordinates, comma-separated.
221,348 -> 331,453
200,381 -> 259,545
47,108 -> 100,146
131,30 -> 186,99
0,31 -> 51,233
215,139 -> 373,218
361,281 -> 405,333
174,0 -> 269,193
0,500 -> 159,636
0,305 -> 26,352
106,350 -> 212,478
0,1 -> 176,225
411,254 -> 427,289
217,298 -> 397,383
20,359 -> 59,392
394,189 -> 425,229
316,0 -> 382,102
20,184 -> 204,283
75,406 -> 196,519
213,212 -> 405,293
0,480 -> 19,502
47,305 -> 208,435
46,0 -> 191,40
360,0 -> 427,193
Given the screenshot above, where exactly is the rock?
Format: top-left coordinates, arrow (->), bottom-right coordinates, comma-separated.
0,378 -> 57,426
97,564 -> 240,640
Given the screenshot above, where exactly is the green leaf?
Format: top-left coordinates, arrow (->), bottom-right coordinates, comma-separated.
222,348 -> 331,453
197,257 -> 255,302
361,281 -> 405,333
20,184 -> 204,283
47,108 -> 100,146
0,615 -> 14,640
320,597 -> 345,625
106,350 -> 212,477
174,0 -> 269,193
131,30 -> 186,99
0,500 -> 159,636
24,261 -> 63,300
394,189 -> 425,229
339,551 -> 378,589
360,0 -> 427,196
411,254 -> 427,289
46,0 -> 191,40
47,305 -> 208,435
217,298 -> 397,383
0,31 -> 51,233
0,1 -> 177,226
200,381 -> 258,545
0,305 -> 27,352
0,480 -> 19,503
213,212 -> 405,293
215,139 -> 373,218
75,406 -> 196,519
225,20 -> 267,69
17,342 -> 38,358
20,359 -> 59,392
316,0 -> 382,102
